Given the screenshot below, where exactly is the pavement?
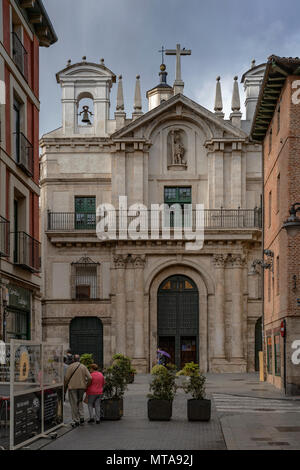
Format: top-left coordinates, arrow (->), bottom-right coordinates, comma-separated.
24,372 -> 300,451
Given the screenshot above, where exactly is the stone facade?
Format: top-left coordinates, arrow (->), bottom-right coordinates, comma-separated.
40,58 -> 264,372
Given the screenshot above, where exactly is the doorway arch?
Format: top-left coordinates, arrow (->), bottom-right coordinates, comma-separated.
70,317 -> 103,367
157,275 -> 199,369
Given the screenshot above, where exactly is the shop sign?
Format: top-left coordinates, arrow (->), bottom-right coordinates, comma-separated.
0,340 -> 6,364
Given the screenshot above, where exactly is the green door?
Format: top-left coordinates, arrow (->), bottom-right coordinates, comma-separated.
158,275 -> 199,369
70,317 -> 103,367
75,197 -> 96,229
255,317 -> 262,371
164,187 -> 192,227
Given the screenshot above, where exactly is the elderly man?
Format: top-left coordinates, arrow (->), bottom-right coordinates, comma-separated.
64,354 -> 92,426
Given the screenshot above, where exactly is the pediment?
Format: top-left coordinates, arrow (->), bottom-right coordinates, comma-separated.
56,62 -> 116,84
111,94 -> 248,141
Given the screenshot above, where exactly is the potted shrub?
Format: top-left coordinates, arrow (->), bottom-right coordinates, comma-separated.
80,353 -> 94,369
147,365 -> 177,421
128,367 -> 136,384
102,354 -> 131,420
179,362 -> 211,421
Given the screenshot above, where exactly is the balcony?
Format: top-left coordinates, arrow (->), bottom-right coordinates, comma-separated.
14,132 -> 34,176
47,208 -> 262,232
13,232 -> 41,272
12,32 -> 28,81
0,216 -> 10,257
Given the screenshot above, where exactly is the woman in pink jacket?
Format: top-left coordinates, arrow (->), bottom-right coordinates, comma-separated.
86,364 -> 105,424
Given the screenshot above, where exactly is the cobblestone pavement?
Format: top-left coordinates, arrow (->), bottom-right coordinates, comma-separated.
40,374 -> 226,451
206,373 -> 300,450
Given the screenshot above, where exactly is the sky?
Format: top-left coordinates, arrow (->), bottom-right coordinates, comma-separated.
40,0 -> 300,137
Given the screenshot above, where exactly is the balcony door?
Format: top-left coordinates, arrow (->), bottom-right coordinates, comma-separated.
75,197 -> 96,229
13,99 -> 21,163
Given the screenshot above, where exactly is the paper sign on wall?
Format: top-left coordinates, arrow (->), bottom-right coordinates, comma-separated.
0,341 -> 6,364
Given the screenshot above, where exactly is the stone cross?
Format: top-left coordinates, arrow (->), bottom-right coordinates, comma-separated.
165,44 -> 191,93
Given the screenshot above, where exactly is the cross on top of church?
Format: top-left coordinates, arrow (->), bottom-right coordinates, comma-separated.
159,46 -> 166,65
165,43 -> 191,86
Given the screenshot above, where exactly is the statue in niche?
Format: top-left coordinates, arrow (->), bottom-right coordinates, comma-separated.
168,129 -> 187,167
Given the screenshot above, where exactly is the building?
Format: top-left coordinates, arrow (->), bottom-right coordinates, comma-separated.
0,0 -> 57,342
251,55 -> 300,395
40,50 -> 264,372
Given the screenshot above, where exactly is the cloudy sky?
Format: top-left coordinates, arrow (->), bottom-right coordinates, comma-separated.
40,0 -> 300,136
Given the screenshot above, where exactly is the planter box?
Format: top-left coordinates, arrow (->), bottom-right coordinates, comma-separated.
187,398 -> 211,421
148,399 -> 172,421
101,398 -> 123,420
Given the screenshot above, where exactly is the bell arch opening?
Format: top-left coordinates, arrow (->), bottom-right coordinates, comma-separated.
77,92 -> 94,126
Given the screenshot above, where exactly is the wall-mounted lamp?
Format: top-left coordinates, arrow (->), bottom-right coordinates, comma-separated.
248,250 -> 274,276
283,203 -> 300,237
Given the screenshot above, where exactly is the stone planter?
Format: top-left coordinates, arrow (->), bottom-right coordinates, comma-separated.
187,398 -> 211,421
101,398 -> 123,420
147,399 -> 172,421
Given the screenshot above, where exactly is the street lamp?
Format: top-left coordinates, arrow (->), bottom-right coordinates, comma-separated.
248,249 -> 274,275
283,203 -> 300,237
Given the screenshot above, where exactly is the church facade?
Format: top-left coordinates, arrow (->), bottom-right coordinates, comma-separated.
40,51 -> 265,373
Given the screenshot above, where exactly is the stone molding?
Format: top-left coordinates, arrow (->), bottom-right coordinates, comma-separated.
113,254 -> 127,269
227,254 -> 246,268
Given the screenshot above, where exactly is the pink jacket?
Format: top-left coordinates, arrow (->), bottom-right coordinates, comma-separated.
86,371 -> 105,396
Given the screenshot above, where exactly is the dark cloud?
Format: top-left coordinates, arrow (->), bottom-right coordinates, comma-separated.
40,0 -> 300,136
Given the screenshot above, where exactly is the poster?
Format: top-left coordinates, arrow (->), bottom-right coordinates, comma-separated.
43,387 -> 64,432
14,392 -> 42,446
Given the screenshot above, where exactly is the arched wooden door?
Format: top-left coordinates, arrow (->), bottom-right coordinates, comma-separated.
70,317 -> 103,367
158,275 -> 199,369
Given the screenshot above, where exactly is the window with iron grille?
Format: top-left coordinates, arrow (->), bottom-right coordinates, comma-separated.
71,257 -> 100,300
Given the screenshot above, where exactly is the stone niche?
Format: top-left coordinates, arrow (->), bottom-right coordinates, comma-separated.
167,129 -> 187,171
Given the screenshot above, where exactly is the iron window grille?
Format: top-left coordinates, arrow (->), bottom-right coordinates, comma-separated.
13,231 -> 41,272
14,131 -> 34,176
12,32 -> 28,81
71,257 -> 100,300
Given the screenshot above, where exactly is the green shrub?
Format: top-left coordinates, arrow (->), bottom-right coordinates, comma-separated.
80,353 -> 94,369
148,365 -> 177,401
178,362 -> 206,400
177,361 -> 199,376
103,353 -> 134,399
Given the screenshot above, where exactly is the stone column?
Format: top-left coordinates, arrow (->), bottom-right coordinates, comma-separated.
230,254 -> 245,360
213,254 -> 226,360
114,255 -> 127,355
133,255 -> 146,371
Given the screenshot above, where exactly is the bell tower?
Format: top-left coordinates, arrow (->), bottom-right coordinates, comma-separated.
56,57 -> 116,137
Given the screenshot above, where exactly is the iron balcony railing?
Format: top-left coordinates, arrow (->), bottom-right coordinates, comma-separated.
12,32 -> 28,81
14,131 -> 34,176
47,208 -> 262,232
13,231 -> 41,272
0,216 -> 10,257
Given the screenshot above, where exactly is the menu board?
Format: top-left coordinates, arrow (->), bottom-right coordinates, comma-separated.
43,387 -> 64,432
14,392 -> 42,446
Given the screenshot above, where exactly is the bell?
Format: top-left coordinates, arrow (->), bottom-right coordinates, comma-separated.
81,105 -> 92,124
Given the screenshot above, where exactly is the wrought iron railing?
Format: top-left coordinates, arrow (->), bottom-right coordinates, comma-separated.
47,208 -> 262,232
14,131 -> 34,176
0,216 -> 10,257
13,231 -> 41,272
12,32 -> 28,81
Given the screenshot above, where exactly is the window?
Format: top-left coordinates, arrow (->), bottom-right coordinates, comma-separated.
71,257 -> 99,300
276,174 -> 280,213
164,187 -> 192,228
75,197 -> 96,229
267,336 -> 273,374
274,334 -> 281,376
277,105 -> 280,133
268,191 -> 272,228
268,269 -> 271,302
276,256 -> 280,295
269,128 -> 272,153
